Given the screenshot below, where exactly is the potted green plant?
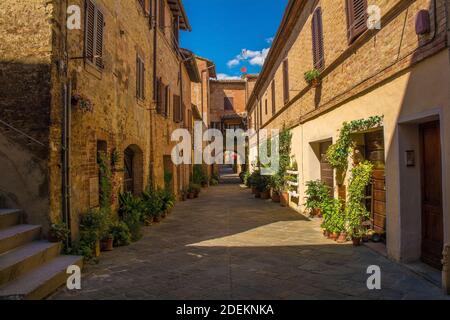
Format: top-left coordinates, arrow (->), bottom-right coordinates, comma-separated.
48,222 -> 70,243
187,184 -> 195,199
257,175 -> 271,200
109,222 -> 131,247
304,68 -> 321,88
101,233 -> 114,252
269,173 -> 283,203
304,180 -> 330,217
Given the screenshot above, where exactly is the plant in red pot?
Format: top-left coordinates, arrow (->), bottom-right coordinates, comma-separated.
304,180 -> 330,218
304,69 -> 321,88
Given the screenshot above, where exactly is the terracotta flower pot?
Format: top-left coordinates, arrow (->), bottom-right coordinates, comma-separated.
280,192 -> 289,207
153,215 -> 162,223
311,78 -> 321,88
323,230 -> 330,238
260,190 -> 270,200
337,233 -> 347,243
271,191 -> 281,203
331,232 -> 340,241
352,237 -> 362,246
312,208 -> 322,217
101,237 -> 114,252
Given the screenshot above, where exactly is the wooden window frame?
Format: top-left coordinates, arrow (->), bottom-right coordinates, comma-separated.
136,54 -> 145,101
346,0 -> 368,44
159,0 -> 165,33
85,0 -> 104,70
312,7 -> 325,70
271,81 -> 276,115
282,59 -> 289,105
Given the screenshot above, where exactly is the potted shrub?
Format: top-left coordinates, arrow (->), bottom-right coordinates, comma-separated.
189,183 -> 201,198
304,180 -> 329,217
109,222 -> 131,247
119,192 -> 144,242
304,68 -> 321,88
280,189 -> 289,207
269,173 -> 283,203
257,175 -> 271,200
187,185 -> 195,199
48,222 -> 70,243
79,208 -> 110,258
101,233 -> 114,252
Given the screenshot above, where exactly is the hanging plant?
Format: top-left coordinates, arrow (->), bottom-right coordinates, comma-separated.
346,161 -> 374,238
71,93 -> 94,113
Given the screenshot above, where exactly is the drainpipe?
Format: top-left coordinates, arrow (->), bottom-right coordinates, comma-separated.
150,1 -> 158,188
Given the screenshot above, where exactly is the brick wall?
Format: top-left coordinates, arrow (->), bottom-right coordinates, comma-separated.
210,80 -> 247,123
249,0 -> 448,131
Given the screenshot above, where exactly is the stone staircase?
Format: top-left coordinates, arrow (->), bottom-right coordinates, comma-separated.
0,209 -> 82,300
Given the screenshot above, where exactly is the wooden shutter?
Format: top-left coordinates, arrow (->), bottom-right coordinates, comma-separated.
173,95 -> 181,122
265,99 -> 268,115
283,59 -> 289,104
271,81 -> 276,114
164,86 -> 170,117
156,78 -> 163,114
312,7 -> 324,70
159,0 -> 165,32
94,9 -> 104,69
136,56 -> 145,100
347,0 -> 368,43
85,0 -> 95,64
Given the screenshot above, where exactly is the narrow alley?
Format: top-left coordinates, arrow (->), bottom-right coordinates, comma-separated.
51,175 -> 445,300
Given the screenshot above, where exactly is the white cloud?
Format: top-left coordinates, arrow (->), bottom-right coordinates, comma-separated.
266,37 -> 274,44
226,47 -> 271,68
217,73 -> 242,80
249,48 -> 270,66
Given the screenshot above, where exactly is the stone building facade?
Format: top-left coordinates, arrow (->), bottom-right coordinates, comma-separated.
248,0 -> 450,280
0,0 -> 207,238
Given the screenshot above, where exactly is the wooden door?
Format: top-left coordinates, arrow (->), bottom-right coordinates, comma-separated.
365,130 -> 386,234
320,141 -> 334,197
124,148 -> 134,194
420,121 -> 443,270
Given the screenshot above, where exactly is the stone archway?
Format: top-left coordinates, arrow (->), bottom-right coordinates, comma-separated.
123,144 -> 144,196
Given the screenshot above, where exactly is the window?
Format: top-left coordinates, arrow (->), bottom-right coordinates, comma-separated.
312,7 -> 325,70
346,0 -> 368,44
164,85 -> 170,117
271,81 -> 276,115
159,0 -> 165,32
173,94 -> 182,123
85,0 -> 104,69
259,100 -> 263,126
172,16 -> 179,50
156,78 -> 164,114
265,99 -> 268,115
136,55 -> 145,100
224,97 -> 234,111
282,59 -> 289,104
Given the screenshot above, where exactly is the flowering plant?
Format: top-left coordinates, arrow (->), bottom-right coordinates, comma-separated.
71,93 -> 94,113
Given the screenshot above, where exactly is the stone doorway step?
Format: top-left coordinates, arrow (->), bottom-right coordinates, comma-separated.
0,209 -> 82,300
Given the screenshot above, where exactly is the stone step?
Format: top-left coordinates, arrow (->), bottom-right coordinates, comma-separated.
0,225 -> 41,255
0,209 -> 22,230
0,241 -> 61,286
0,255 -> 83,300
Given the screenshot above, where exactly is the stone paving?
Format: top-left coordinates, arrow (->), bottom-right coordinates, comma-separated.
51,179 -> 447,300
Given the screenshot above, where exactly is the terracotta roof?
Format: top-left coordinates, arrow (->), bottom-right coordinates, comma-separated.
168,0 -> 191,31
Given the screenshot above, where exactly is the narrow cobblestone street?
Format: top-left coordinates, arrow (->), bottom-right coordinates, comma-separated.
51,176 -> 446,300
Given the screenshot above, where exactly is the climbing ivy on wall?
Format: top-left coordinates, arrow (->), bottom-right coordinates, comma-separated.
326,115 -> 383,182
98,152 -> 112,209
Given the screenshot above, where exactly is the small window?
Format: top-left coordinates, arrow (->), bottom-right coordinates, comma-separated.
346,0 -> 368,44
156,78 -> 164,114
283,59 -> 289,104
312,7 -> 325,70
271,81 -> 276,115
85,0 -> 104,69
265,99 -> 268,115
136,55 -> 145,100
173,94 -> 182,123
164,85 -> 170,117
224,97 -> 234,111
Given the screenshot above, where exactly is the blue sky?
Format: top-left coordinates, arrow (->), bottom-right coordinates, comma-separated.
180,0 -> 289,79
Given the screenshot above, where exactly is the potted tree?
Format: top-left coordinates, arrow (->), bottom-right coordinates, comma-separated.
269,173 -> 282,203
257,175 -> 271,200
304,68 -> 321,88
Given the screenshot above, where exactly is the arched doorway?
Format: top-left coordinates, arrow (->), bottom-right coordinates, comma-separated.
123,145 -> 144,195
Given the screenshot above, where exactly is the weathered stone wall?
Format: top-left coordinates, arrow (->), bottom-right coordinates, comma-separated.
0,0 -> 54,226
58,0 -> 154,235
210,80 -> 247,123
